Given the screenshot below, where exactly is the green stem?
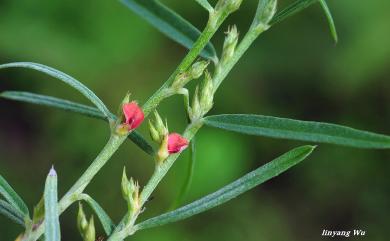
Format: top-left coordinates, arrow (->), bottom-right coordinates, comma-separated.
141,14 -> 225,116
107,121 -> 204,241
24,134 -> 127,241
60,135 -> 127,210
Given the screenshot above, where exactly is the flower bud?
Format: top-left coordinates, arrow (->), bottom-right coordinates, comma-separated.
117,101 -> 144,135
148,120 -> 160,143
77,203 -> 88,236
171,72 -> 191,89
200,71 -> 214,114
252,0 -> 277,30
121,168 -> 130,199
167,133 -> 189,154
148,111 -> 169,144
157,134 -> 170,163
121,168 -> 140,213
171,60 -> 209,89
189,60 -> 209,79
215,0 -> 243,14
190,86 -> 202,120
154,111 -> 168,137
84,216 -> 95,241
221,26 -> 239,65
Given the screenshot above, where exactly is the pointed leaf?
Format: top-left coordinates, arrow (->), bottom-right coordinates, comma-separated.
195,0 -> 213,12
319,0 -> 338,43
0,200 -> 25,226
121,0 -> 217,60
44,167 -> 61,241
0,91 -> 154,155
0,62 -> 112,120
1,91 -> 107,120
270,0 -> 318,25
136,145 -> 315,230
79,194 -> 115,235
204,114 -> 390,149
0,174 -> 29,216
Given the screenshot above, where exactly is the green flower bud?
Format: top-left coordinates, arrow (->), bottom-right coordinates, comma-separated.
157,134 -> 170,163
171,61 -> 209,89
252,0 -> 277,30
154,111 -> 168,137
215,0 -> 243,14
200,71 -> 214,114
221,25 -> 239,65
121,167 -> 130,200
77,203 -> 88,236
148,120 -> 160,143
171,72 -> 191,89
121,168 -> 140,214
190,86 -> 202,121
148,111 -> 169,144
84,216 -> 95,241
189,60 -> 209,79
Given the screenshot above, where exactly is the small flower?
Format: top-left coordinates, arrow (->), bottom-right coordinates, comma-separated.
122,101 -> 144,130
167,133 -> 189,154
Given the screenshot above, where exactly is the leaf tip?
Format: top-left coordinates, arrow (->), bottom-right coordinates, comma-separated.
49,166 -> 57,177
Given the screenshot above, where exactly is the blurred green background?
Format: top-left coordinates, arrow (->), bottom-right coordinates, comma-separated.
0,0 -> 389,240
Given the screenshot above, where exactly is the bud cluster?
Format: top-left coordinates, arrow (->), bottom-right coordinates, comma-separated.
210,0 -> 243,27
171,60 -> 209,89
77,203 -> 95,241
216,25 -> 239,76
189,71 -> 214,121
148,111 -> 189,163
121,168 -> 141,219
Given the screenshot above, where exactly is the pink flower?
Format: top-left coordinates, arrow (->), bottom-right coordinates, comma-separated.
167,133 -> 189,154
122,101 -> 144,130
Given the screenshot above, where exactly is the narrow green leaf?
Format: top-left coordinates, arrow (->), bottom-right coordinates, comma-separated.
204,114 -> 390,149
270,0 -> 318,25
0,199 -> 25,226
0,174 -> 29,217
79,194 -> 115,235
0,91 -> 155,155
170,137 -> 196,210
1,91 -> 107,120
136,145 -> 315,230
195,0 -> 213,12
319,0 -> 338,43
44,167 -> 61,241
128,130 -> 155,155
0,62 -> 112,120
121,0 -> 217,61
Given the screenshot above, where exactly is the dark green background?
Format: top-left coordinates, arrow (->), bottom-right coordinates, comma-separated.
0,0 -> 389,240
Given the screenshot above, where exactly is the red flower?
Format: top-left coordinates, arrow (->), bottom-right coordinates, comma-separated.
122,101 -> 144,130
167,133 -> 189,154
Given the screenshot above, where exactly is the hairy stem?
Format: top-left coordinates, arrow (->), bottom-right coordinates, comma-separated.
24,7 -> 230,241
24,134 -> 127,241
142,13 -> 226,116
108,120 -> 204,241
